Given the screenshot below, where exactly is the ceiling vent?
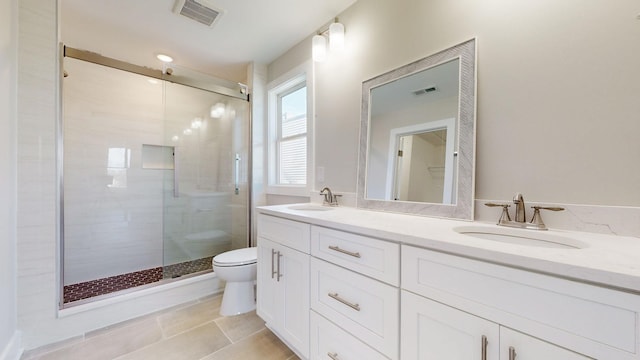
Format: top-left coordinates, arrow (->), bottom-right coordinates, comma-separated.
173,0 -> 223,27
412,86 -> 437,96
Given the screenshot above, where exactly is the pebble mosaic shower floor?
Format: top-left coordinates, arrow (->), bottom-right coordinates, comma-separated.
63,256 -> 214,303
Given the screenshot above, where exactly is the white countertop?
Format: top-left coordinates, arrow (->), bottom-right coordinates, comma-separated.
258,204 -> 640,293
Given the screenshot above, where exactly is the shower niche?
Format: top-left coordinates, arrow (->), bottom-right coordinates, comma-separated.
61,53 -> 250,306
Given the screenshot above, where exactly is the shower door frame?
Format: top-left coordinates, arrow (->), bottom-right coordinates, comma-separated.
57,44 -> 252,309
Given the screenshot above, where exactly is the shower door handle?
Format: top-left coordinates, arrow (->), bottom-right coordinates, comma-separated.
173,147 -> 179,198
234,153 -> 240,195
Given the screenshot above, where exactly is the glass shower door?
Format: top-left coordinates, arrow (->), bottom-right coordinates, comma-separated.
161,75 -> 250,279
62,57 -> 167,303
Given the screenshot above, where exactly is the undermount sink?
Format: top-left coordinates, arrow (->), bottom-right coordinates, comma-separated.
454,226 -> 588,249
288,204 -> 335,211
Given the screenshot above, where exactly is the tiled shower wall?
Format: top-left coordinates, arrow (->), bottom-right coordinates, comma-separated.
16,1 -> 225,348
63,59 -> 247,286
63,58 -> 166,285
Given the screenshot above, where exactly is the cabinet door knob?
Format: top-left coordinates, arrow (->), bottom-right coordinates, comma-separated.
327,352 -> 340,360
271,249 -> 280,279
271,249 -> 277,279
509,346 -> 517,360
276,251 -> 283,282
481,335 -> 488,360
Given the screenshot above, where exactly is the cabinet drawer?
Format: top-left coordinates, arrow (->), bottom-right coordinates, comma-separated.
311,226 -> 399,285
311,258 -> 399,359
258,214 -> 310,253
402,245 -> 640,357
500,327 -> 591,360
310,311 -> 388,360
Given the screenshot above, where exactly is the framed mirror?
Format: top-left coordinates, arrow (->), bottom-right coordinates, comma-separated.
357,39 -> 476,220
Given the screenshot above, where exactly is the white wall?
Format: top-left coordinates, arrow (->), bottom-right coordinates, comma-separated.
248,62 -> 268,243
269,0 -> 640,208
0,0 -> 19,357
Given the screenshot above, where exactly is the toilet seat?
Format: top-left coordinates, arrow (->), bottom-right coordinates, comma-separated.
213,247 -> 257,267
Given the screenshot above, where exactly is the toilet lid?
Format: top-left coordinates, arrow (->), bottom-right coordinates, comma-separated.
213,247 -> 257,266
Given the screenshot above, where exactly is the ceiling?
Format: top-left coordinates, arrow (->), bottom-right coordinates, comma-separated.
60,0 -> 357,82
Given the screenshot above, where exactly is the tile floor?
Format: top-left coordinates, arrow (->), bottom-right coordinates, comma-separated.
22,295 -> 299,360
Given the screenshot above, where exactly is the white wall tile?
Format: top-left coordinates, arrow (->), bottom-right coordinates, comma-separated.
16,0 -> 226,350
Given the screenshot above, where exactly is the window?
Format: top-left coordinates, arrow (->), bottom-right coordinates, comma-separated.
277,83 -> 307,185
267,63 -> 313,196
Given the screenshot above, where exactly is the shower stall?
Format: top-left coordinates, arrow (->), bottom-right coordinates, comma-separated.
60,48 -> 250,306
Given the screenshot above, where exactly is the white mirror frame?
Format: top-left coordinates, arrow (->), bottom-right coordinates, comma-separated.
357,38 -> 477,220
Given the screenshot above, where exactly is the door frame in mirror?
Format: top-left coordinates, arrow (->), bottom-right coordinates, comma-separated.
385,118 -> 456,204
357,38 -> 477,220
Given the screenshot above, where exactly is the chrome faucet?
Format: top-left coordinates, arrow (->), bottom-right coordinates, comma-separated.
320,187 -> 340,206
485,192 -> 564,230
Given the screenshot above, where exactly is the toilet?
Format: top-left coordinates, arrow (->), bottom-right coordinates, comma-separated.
212,247 -> 258,316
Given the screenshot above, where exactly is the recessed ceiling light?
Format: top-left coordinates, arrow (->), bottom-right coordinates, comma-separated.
156,54 -> 174,63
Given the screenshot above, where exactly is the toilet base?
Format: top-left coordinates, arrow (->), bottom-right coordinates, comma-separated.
220,280 -> 256,316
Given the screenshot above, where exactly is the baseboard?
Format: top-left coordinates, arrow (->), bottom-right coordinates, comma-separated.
0,331 -> 23,360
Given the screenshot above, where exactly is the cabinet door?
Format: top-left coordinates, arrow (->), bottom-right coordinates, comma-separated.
256,237 -> 310,359
310,311 -> 388,360
401,291 -> 499,360
279,243 -> 310,358
500,328 -> 592,360
256,237 -> 278,326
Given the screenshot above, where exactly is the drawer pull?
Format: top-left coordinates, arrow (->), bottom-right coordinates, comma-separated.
328,245 -> 361,258
509,346 -> 517,360
276,251 -> 283,282
481,335 -> 488,360
328,292 -> 361,311
271,249 -> 277,279
327,352 -> 340,360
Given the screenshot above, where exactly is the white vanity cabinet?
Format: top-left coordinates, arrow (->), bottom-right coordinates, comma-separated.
401,244 -> 640,360
401,291 -> 591,360
256,215 -> 311,359
499,328 -> 591,360
257,205 -> 640,360
309,226 -> 400,360
401,290 -> 499,359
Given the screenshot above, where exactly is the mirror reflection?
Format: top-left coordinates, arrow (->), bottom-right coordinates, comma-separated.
366,59 -> 459,204
357,38 -> 476,220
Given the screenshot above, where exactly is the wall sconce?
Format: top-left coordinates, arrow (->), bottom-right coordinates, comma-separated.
312,19 -> 345,62
312,34 -> 327,62
329,22 -> 345,51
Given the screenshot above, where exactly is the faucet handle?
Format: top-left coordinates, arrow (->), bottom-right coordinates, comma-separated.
529,206 -> 565,230
532,206 -> 565,212
485,202 -> 512,223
